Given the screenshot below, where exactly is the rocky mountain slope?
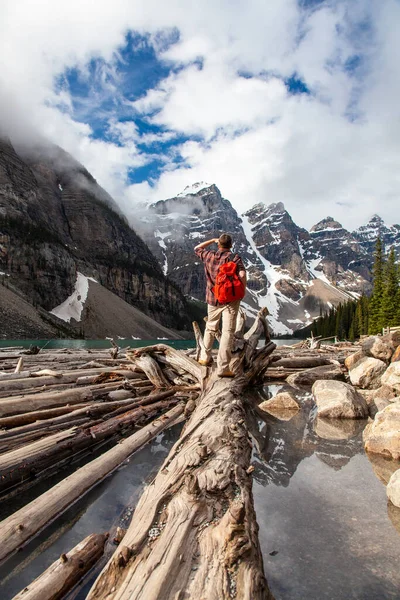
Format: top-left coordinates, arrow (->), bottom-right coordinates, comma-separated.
137,183 -> 400,335
0,137 -> 192,338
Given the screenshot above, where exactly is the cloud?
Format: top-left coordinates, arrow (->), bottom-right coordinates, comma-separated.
0,0 -> 399,232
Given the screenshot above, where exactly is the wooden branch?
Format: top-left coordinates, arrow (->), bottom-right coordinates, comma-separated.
127,345 -> 203,385
13,533 -> 108,600
132,355 -> 172,389
15,357 -> 24,373
193,321 -> 206,362
0,403 -> 184,564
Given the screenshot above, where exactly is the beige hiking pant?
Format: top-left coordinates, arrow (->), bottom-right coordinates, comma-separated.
200,301 -> 241,374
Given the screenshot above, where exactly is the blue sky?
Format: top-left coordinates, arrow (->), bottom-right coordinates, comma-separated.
1,0 -> 399,230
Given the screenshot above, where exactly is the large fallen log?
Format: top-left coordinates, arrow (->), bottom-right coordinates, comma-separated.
0,403 -> 184,564
88,308 -> 276,600
13,533 -> 108,600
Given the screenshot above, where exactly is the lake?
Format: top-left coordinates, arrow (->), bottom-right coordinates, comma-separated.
0,338 -> 298,350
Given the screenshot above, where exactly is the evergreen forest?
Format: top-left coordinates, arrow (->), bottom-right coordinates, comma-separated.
294,239 -> 400,341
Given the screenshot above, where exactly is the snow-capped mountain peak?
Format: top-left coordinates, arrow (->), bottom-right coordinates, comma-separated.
177,182 -> 213,197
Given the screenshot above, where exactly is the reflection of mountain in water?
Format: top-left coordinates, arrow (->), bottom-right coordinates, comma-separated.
247,387 -> 366,488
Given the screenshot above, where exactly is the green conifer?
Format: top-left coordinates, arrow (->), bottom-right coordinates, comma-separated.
369,238 -> 385,334
382,247 -> 399,327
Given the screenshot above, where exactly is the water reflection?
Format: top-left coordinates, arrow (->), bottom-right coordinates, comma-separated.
247,386 -> 365,488
249,385 -> 400,600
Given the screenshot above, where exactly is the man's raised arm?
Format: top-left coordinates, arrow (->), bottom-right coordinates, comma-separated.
194,238 -> 219,251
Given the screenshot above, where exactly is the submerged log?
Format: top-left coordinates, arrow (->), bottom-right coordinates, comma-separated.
88,308 -> 276,600
0,403 -> 184,564
13,533 -> 108,600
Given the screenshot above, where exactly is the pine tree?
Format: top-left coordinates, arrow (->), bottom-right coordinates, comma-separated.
381,247 -> 399,327
369,238 -> 385,334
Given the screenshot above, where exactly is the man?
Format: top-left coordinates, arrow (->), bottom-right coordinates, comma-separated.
194,233 -> 247,377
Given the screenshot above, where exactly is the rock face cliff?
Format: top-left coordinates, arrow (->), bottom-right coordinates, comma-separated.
137,183 -> 400,335
0,137 -> 192,337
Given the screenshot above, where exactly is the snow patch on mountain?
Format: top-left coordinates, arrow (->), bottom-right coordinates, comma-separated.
240,213 -> 293,335
177,182 -> 212,197
50,272 -> 97,323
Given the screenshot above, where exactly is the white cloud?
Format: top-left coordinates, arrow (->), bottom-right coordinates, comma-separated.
0,0 -> 399,232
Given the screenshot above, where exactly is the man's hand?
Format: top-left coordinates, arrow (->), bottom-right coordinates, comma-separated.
194,237 -> 220,251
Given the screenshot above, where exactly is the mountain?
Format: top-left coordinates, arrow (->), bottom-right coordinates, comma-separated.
0,137 -> 192,338
353,215 -> 400,255
137,183 -> 400,335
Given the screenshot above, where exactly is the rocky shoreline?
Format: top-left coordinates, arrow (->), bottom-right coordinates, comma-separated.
258,332 -> 400,512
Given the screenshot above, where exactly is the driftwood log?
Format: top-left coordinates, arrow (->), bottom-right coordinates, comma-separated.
13,533 -> 108,600
87,308 -> 276,600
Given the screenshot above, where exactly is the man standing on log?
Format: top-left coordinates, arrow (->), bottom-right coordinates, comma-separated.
194,233 -> 247,377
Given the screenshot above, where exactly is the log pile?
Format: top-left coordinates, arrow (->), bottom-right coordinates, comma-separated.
0,324 -> 361,598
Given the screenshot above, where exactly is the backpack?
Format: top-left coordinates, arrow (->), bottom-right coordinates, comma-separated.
213,257 -> 245,304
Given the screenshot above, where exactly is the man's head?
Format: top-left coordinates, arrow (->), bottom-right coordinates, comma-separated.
218,233 -> 232,249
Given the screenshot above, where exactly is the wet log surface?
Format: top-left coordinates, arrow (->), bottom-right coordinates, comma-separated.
13,533 -> 108,600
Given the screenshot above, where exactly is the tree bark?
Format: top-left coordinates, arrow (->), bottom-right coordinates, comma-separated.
12,533 -> 108,600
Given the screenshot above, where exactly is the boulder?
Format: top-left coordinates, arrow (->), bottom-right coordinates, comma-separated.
363,403 -> 400,459
365,385 -> 398,417
362,336 -> 393,362
388,502 -> 400,536
314,417 -> 364,440
366,452 -> 400,486
386,329 -> 400,350
348,356 -> 387,389
381,362 -> 400,392
391,345 -> 400,363
387,469 -> 400,508
374,384 -> 398,402
312,380 -> 369,419
287,364 -> 344,387
344,350 -> 363,371
259,391 -> 300,412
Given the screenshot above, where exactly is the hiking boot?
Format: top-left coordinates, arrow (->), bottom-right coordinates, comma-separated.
217,370 -> 235,378
198,358 -> 213,366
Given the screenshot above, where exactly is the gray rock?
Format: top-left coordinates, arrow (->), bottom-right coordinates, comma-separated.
363,403 -> 400,459
287,364 -> 344,387
312,380 -> 369,419
366,452 -> 400,486
365,385 -> 398,417
362,336 -> 393,362
387,469 -> 400,508
259,392 -> 300,413
348,356 -> 387,389
381,362 -> 400,392
344,350 -> 364,371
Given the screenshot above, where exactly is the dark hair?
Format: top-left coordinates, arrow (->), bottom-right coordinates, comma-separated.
219,233 -> 232,248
